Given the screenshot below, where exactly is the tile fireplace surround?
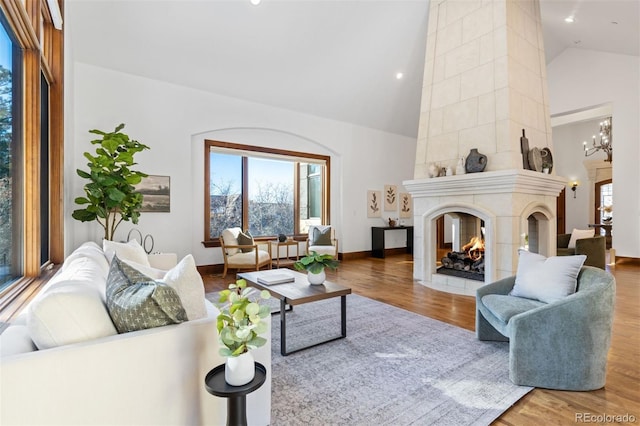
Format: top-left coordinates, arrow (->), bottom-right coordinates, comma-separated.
404,169 -> 565,295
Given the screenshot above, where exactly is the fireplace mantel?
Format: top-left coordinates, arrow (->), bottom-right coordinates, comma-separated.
404,169 -> 567,198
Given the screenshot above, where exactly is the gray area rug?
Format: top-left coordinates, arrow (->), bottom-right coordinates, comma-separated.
209,293 -> 532,425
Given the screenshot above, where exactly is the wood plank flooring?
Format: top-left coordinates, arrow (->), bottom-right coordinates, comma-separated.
202,255 -> 640,425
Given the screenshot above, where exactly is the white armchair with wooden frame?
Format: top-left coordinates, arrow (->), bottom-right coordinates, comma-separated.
306,225 -> 339,259
219,228 -> 272,278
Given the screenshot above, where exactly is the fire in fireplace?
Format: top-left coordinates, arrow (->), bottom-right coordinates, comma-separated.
438,236 -> 485,281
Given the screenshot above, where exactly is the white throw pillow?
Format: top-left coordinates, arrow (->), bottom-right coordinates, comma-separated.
122,254 -> 207,321
159,255 -> 207,321
510,250 -> 586,303
103,239 -> 150,267
221,228 -> 242,256
568,228 -> 595,249
27,281 -> 118,350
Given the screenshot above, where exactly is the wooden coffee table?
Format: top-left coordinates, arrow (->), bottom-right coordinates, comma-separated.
238,269 -> 352,356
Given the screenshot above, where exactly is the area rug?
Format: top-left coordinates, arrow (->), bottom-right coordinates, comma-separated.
208,293 -> 533,425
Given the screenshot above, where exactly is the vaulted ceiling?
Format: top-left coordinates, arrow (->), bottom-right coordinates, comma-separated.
67,0 -> 639,138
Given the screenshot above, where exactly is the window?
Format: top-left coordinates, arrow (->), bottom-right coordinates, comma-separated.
595,180 -> 613,233
0,1 -> 64,316
0,15 -> 23,291
204,141 -> 330,245
41,72 -> 50,266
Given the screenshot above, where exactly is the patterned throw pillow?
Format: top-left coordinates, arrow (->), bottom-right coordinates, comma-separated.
311,226 -> 332,246
106,256 -> 187,333
237,230 -> 255,253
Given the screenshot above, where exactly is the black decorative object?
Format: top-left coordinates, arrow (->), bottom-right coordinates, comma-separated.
520,129 -> 530,170
126,228 -> 155,254
278,233 -> 287,242
465,148 -> 487,173
541,147 -> 553,172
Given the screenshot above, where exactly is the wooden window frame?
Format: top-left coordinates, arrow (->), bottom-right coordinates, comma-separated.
203,140 -> 331,248
0,0 -> 64,320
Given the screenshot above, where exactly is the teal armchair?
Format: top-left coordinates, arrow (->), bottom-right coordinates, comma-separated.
476,266 -> 616,390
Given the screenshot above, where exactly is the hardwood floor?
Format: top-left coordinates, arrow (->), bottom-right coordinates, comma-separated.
203,255 -> 640,425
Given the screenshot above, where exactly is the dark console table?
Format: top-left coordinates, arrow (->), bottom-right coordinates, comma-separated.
371,226 -> 413,258
588,223 -> 612,249
204,363 -> 266,426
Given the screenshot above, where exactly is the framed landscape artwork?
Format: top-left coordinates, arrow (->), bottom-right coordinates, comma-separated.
135,175 -> 170,212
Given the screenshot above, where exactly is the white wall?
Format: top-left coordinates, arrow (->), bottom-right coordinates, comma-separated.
547,48 -> 640,258
552,119 -> 601,231
66,63 -> 416,265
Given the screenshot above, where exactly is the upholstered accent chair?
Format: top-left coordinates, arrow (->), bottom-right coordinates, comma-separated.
306,225 -> 338,259
219,228 -> 271,278
557,233 -> 606,269
476,266 -> 616,390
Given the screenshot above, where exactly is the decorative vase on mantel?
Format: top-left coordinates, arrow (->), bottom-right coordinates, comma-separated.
307,269 -> 326,285
465,148 -> 487,173
225,351 -> 255,386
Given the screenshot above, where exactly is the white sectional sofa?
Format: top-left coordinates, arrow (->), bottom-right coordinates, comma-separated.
0,241 -> 271,426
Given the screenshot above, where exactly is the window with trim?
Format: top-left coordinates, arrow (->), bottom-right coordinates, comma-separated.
0,16 -> 23,290
204,140 -> 330,245
0,0 -> 64,317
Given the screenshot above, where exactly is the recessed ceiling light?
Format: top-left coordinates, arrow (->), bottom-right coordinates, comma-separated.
250,0 -> 261,5
396,72 -> 404,80
564,16 -> 574,23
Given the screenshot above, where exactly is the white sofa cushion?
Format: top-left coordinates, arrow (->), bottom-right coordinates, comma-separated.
0,325 -> 36,356
27,281 -> 118,350
124,255 -> 207,321
61,241 -> 109,274
308,245 -> 337,257
46,256 -> 109,301
103,239 -> 150,266
228,250 -> 271,266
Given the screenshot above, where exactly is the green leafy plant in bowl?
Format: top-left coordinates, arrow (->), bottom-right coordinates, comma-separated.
294,251 -> 339,274
215,279 -> 271,357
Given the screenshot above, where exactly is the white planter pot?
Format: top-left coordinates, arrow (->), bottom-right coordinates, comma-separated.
307,269 -> 326,285
225,351 -> 255,386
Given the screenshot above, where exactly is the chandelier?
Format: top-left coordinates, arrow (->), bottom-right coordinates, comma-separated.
583,117 -> 612,162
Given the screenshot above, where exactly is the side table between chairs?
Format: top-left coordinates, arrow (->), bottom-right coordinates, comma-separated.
204,363 -> 267,426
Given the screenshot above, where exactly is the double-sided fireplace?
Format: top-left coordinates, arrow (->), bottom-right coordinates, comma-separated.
403,0 -> 568,294
437,213 -> 485,281
404,170 -> 566,295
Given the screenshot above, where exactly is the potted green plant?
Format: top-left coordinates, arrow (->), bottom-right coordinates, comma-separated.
542,162 -> 551,174
215,279 -> 271,385
72,124 -> 149,241
294,251 -> 339,285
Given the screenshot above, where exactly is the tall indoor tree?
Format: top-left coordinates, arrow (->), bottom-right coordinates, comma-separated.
72,124 -> 149,240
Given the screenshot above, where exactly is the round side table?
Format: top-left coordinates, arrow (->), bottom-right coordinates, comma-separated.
204,362 -> 267,426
